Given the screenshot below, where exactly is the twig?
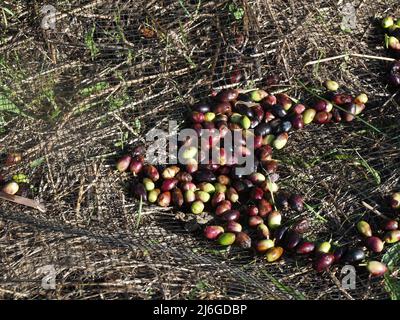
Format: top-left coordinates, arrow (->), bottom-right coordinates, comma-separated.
361,201 -> 391,220
305,53 -> 396,66
0,192 -> 46,213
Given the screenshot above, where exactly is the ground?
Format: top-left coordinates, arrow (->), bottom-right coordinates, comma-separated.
0,0 -> 399,299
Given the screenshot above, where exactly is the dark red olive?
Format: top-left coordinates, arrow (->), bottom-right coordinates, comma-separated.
217,89 -> 239,102
332,94 -> 353,106
157,191 -> 171,207
258,199 -> 273,217
274,226 -> 289,244
262,95 -> 277,107
296,241 -> 315,254
282,230 -> 302,250
341,103 -> 357,122
215,200 -> 232,216
314,111 -> 329,124
143,165 -> 160,182
175,172 -> 192,183
211,192 -> 225,207
248,216 -> 264,228
246,205 -> 259,217
116,155 -> 132,172
213,102 -> 232,115
343,248 -> 365,264
293,219 -> 310,234
292,104 -> 306,115
161,178 -> 179,192
332,108 -> 342,122
291,114 -> 304,130
222,210 -> 240,222
129,157 -> 144,175
235,232 -> 252,249
289,194 -> 304,212
250,187 -> 264,201
257,145 -> 273,161
193,170 -> 216,183
204,225 -> 224,240
226,221 -> 242,233
262,160 -> 278,174
313,253 -> 335,272
365,236 -> 384,253
171,188 -> 184,207
132,183 -> 147,201
383,219 -> 398,231
191,111 -> 205,123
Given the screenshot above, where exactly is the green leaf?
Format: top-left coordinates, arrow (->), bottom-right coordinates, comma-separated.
382,243 -> 400,300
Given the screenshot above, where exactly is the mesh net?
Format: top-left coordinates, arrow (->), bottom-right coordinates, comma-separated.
0,0 -> 399,299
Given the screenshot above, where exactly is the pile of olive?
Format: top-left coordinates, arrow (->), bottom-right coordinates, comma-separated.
116,82 -> 389,277
382,17 -> 400,87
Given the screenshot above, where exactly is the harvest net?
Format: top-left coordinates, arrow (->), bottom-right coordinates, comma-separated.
0,0 -> 399,299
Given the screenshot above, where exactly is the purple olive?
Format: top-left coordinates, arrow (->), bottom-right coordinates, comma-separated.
215,200 -> 232,216
382,219 -> 398,231
193,170 -> 216,183
250,187 -> 264,201
282,230 -> 302,250
271,105 -> 287,118
332,246 -> 347,263
221,210 -> 240,222
213,102 -> 232,115
247,205 -> 259,217
132,183 -> 147,201
129,157 -> 144,176
289,194 -> 304,212
332,108 -> 342,122
365,236 -> 384,253
296,242 -> 315,255
217,89 -> 239,102
258,199 -> 273,217
192,103 -> 211,113
343,248 -> 365,264
161,178 -> 179,192
313,253 -> 335,272
226,221 -> 242,233
254,123 -> 272,137
248,216 -> 264,228
274,226 -> 289,244
204,225 -> 224,240
291,114 -> 304,130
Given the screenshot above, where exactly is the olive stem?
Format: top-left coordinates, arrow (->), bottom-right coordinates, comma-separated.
0,191 -> 46,213
361,201 -> 391,220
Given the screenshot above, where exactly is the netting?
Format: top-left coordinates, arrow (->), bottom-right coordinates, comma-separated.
0,0 -> 399,299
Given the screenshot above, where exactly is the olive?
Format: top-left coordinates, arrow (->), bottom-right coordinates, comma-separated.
366,261 -> 388,277
316,241 -> 331,254
354,104 -> 365,115
175,172 -> 192,183
235,104 -> 254,118
388,71 -> 400,87
186,159 -> 198,173
157,191 -> 171,207
383,230 -> 400,244
162,166 -> 180,179
291,114 -> 304,130
314,100 -> 329,112
204,225 -> 224,240
269,118 -> 282,134
148,189 -> 161,203
343,247 -> 365,264
214,183 -> 227,193
275,193 -> 289,210
129,158 -> 144,176
226,187 -> 239,203
262,160 -> 278,174
247,205 -> 259,217
192,103 -> 211,113
332,108 -> 342,122
382,16 -> 394,29
211,192 -> 226,207
262,95 -> 277,107
357,221 -> 372,237
195,190 -> 211,203
215,200 -> 232,216
325,80 -> 339,91
267,211 -> 282,230
240,115 -> 251,130
222,210 -> 240,222
274,226 -> 289,244
314,111 -> 329,124
313,253 -> 335,272
292,104 -> 306,115
249,172 -> 266,185
332,246 -> 347,263
143,178 -> 155,191
181,182 -> 197,192
293,218 -> 310,234
191,111 -> 205,123
226,221 -> 242,233
171,188 -> 184,207
390,192 -> 400,209
204,112 -> 216,122
231,180 -> 247,193
263,111 -> 276,123
296,241 -> 315,255
182,146 -> 198,160
282,230 -> 302,250
289,194 -> 304,212
258,199 -> 273,217
193,170 -> 216,183
265,246 -> 284,262
213,102 -> 232,115
116,155 -> 132,172
218,232 -> 236,246
2,181 -> 19,195
217,89 -> 239,102
332,94 -> 353,106
256,239 -> 275,253
277,121 -> 292,133
250,187 -> 264,201
354,93 -> 368,105
191,200 -> 205,214
250,90 -> 268,102
341,103 -> 357,122
254,123 -> 272,137
143,165 -> 160,182
161,178 -> 179,192
273,133 -> 289,150
388,36 -> 400,50
365,236 -> 384,253
276,93 -> 292,111
248,216 -> 264,228
257,145 -> 273,161
184,190 -> 196,203
235,232 -> 252,249
303,109 -> 316,124
260,180 -> 279,193
382,219 -> 398,231
257,223 -> 270,239
271,105 -> 287,118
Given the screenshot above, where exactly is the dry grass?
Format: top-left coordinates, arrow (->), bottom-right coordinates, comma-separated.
0,0 -> 399,299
